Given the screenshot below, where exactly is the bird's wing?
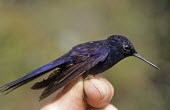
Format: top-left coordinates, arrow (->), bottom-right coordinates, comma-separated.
38,49 -> 109,100
31,69 -> 61,90
0,54 -> 70,93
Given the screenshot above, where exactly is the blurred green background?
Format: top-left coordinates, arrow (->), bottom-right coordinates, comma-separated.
0,0 -> 169,110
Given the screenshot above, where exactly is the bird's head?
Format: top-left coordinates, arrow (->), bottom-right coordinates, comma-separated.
108,35 -> 159,69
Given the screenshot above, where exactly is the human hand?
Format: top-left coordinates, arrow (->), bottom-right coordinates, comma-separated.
40,74 -> 117,110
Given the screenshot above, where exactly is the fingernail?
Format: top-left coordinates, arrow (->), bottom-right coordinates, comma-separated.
90,79 -> 108,99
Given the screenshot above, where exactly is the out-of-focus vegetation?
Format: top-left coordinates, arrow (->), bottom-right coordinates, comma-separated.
0,0 -> 169,110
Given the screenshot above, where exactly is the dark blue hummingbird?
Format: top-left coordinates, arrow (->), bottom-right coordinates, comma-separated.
0,35 -> 159,100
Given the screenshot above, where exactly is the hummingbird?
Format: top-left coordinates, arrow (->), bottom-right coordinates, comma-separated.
0,35 -> 159,100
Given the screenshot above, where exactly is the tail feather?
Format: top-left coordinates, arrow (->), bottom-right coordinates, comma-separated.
0,55 -> 69,93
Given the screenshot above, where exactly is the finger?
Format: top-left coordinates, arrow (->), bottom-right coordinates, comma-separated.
84,75 -> 114,108
41,77 -> 86,110
88,104 -> 118,110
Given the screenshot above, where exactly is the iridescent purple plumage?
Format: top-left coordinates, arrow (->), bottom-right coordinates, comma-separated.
0,35 -> 158,100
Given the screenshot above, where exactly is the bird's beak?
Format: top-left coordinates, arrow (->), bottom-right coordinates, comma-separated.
133,53 -> 159,69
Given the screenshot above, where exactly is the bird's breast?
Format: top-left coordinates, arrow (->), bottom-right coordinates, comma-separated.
89,51 -> 125,75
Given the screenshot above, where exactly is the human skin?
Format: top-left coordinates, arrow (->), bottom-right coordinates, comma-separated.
40,74 -> 117,110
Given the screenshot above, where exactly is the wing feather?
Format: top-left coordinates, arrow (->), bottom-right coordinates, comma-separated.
39,52 -> 108,100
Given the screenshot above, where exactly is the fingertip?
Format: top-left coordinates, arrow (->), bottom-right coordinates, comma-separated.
84,75 -> 114,108
88,104 -> 118,110
104,104 -> 118,110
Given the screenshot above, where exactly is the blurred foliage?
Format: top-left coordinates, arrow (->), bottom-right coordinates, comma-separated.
0,0 -> 169,110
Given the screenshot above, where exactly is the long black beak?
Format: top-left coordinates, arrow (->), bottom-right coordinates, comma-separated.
133,53 -> 159,69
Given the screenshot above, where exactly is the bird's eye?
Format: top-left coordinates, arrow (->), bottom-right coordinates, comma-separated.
123,44 -> 129,50
124,45 -> 129,50
122,44 -> 130,54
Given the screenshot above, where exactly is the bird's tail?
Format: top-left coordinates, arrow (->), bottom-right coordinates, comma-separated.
0,57 -> 68,94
